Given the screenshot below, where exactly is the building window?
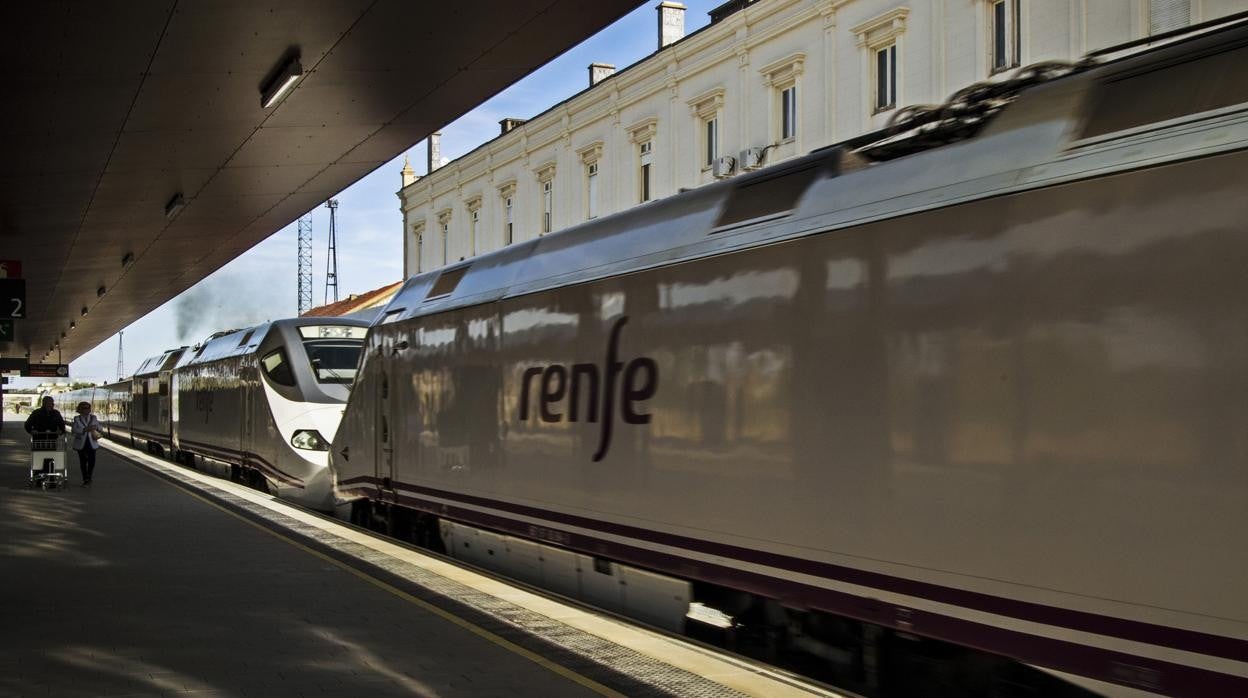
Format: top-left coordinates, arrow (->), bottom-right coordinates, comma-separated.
411,222 -> 425,274
991,0 -> 1021,72
576,141 -> 604,221
705,117 -> 719,167
465,196 -> 481,258
781,85 -> 797,140
628,118 -> 658,202
498,180 -> 516,246
505,197 -> 514,243
852,8 -> 909,116
875,44 -> 897,111
688,88 -> 726,171
541,180 -> 553,234
441,221 -> 449,264
639,141 -> 653,203
437,209 -> 452,266
469,209 -> 479,257
534,162 -> 556,235
760,53 -> 805,145
1150,0 -> 1190,34
586,162 -> 599,219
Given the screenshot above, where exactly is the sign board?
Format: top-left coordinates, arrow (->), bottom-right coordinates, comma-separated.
0,279 -> 26,318
0,358 -> 29,374
0,260 -> 21,279
0,318 -> 12,341
28,363 -> 69,378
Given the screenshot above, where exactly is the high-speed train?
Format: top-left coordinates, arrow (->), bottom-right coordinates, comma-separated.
60,317 -> 368,510
332,21 -> 1248,698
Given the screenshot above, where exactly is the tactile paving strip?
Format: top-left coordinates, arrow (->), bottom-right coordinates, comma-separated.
130,454 -> 771,698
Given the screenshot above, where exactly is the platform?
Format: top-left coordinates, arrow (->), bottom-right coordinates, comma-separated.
0,423 -> 838,698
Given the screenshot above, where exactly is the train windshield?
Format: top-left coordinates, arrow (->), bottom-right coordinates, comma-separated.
299,326 -> 366,385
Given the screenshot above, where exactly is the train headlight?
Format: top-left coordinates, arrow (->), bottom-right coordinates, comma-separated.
291,429 -> 330,451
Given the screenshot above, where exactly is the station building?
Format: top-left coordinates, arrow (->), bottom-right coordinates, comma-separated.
398,0 -> 1242,276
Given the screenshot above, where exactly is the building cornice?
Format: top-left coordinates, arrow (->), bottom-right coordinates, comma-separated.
576,140 -> 604,165
626,117 -> 659,144
533,160 -> 557,182
758,51 -> 806,86
688,86 -> 726,117
850,7 -> 910,48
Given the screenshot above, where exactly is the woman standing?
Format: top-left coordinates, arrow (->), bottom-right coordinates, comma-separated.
72,401 -> 103,486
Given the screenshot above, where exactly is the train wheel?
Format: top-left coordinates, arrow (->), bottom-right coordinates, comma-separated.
247,468 -> 270,495
349,500 -> 372,528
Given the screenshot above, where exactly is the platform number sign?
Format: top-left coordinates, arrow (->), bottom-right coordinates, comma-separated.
0,279 -> 24,318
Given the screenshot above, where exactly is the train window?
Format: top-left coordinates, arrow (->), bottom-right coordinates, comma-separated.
261,349 -> 296,387
381,308 -> 406,325
712,163 -> 820,230
426,266 -> 469,300
1081,44 -> 1248,139
303,339 -> 363,384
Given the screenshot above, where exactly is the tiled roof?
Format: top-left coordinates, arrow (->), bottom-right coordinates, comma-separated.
302,281 -> 402,317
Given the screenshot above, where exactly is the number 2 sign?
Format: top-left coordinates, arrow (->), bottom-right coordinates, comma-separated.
0,279 -> 25,318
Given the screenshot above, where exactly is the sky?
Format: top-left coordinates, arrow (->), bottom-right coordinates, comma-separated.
43,1 -> 720,388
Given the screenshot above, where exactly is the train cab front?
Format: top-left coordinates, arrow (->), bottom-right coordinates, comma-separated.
254,319 -> 369,510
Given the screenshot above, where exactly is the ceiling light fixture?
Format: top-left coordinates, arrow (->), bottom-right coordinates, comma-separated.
261,55 -> 303,109
80,306 -> 88,317
165,193 -> 186,220
97,286 -> 106,297
70,322 -> 76,330
122,252 -> 135,269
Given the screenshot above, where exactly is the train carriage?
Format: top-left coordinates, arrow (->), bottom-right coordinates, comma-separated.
130,347 -> 186,455
333,22 -> 1248,698
172,317 -> 367,510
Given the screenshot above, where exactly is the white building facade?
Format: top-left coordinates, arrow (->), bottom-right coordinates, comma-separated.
399,0 -> 1246,276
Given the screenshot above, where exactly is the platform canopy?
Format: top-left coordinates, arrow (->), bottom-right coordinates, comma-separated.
0,0 -> 640,365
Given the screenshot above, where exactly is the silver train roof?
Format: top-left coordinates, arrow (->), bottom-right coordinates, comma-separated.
379,17 -> 1248,328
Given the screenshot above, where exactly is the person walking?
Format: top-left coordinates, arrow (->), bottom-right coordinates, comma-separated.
71,401 -> 103,486
24,396 -> 66,435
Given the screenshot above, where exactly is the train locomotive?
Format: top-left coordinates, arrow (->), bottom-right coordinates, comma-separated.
331,21 -> 1248,698
59,317 -> 368,510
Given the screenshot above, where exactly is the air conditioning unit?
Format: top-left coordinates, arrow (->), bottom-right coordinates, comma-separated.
739,147 -> 766,170
712,155 -> 736,178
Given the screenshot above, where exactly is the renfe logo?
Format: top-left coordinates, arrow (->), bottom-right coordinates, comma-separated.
518,316 -> 658,461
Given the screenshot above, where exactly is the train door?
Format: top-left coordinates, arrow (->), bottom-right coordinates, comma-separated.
240,362 -> 253,477
170,372 -> 181,454
374,357 -> 394,491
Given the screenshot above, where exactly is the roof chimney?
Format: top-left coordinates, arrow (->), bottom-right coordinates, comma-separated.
426,132 -> 442,174
658,2 -> 686,49
400,154 -> 416,188
499,118 -> 527,135
588,63 -> 616,87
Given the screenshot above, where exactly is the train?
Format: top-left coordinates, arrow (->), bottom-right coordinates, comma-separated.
329,20 -> 1248,698
57,317 -> 368,510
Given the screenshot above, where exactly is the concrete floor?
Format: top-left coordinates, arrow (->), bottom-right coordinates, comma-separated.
0,422 -> 601,698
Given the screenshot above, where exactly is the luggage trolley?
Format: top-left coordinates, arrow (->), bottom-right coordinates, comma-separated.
29,431 -> 69,490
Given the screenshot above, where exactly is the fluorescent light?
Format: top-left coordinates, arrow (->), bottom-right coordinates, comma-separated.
261,57 -> 303,109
